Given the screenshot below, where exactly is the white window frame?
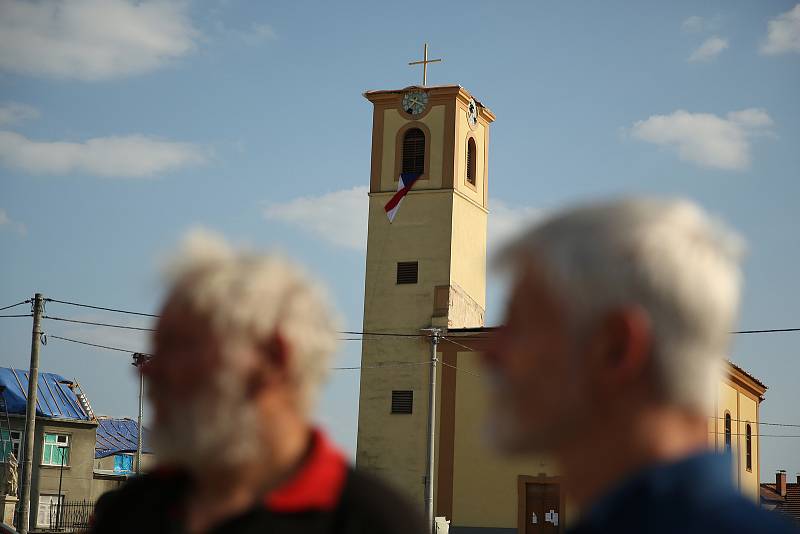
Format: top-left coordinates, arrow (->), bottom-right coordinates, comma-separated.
36,493 -> 63,528
1,429 -> 21,460
42,433 -> 70,467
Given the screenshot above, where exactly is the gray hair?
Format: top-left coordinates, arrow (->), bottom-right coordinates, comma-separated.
162,229 -> 338,413
498,197 -> 744,414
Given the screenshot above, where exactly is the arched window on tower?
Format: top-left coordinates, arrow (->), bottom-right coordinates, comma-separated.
466,138 -> 477,186
745,423 -> 752,471
402,128 -> 425,176
724,412 -> 732,452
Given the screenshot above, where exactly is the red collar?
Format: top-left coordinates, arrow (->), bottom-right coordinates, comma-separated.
264,428 -> 348,513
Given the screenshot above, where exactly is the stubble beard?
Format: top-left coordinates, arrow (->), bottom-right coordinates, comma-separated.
151,369 -> 265,478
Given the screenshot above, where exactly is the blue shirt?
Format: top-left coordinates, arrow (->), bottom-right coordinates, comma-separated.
568,452 -> 797,533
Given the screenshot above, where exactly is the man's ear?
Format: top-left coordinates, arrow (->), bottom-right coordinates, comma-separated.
593,306 -> 652,391
247,333 -> 291,397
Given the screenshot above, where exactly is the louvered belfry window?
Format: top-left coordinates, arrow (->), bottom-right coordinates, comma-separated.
396,261 -> 418,284
466,138 -> 477,185
402,128 -> 425,175
391,390 -> 413,414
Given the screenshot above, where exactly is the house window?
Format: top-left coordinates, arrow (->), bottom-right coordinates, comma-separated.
402,128 -> 425,176
42,433 -> 70,466
466,137 -> 477,186
724,413 -> 732,452
391,390 -> 413,414
36,493 -> 63,528
114,453 -> 134,474
396,262 -> 418,284
745,423 -> 752,471
1,429 -> 21,461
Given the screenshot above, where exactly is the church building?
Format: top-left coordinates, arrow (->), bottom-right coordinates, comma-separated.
355,80 -> 768,533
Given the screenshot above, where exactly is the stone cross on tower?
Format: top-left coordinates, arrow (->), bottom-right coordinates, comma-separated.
408,43 -> 442,86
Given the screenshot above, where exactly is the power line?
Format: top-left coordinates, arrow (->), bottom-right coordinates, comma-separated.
734,328 -> 800,334
709,415 -> 800,429
42,316 -> 155,332
48,335 -> 152,356
439,359 -> 482,378
33,297 -> 800,338
710,431 -> 800,438
46,298 -> 159,318
0,299 -> 30,312
39,333 -> 800,431
0,314 -> 32,318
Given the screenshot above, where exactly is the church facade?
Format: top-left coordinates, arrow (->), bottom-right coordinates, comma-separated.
355,84 -> 768,533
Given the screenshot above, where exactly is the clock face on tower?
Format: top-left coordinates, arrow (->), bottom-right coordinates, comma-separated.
402,91 -> 428,116
467,98 -> 478,127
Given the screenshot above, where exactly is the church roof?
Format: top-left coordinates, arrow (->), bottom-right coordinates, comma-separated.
363,85 -> 493,117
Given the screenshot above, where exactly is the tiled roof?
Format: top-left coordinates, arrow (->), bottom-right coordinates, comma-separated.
95,416 -> 152,459
0,367 -> 90,421
761,482 -> 800,525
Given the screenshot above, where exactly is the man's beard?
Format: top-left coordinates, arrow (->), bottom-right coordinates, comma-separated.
482,369 -> 582,456
151,370 -> 264,477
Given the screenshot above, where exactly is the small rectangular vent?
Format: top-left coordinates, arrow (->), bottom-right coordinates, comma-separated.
391,390 -> 413,414
396,261 -> 419,284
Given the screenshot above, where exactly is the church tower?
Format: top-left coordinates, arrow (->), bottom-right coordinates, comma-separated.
355,84 -> 495,507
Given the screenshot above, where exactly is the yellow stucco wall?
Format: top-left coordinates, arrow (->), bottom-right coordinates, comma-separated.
357,89 -> 490,505
380,106 -> 445,191
454,104 -> 488,208
738,393 -> 759,500
450,352 -> 556,529
450,193 -> 488,313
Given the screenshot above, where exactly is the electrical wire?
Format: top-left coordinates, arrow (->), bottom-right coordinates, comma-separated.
46,298 -> 159,318
42,316 -> 155,332
39,333 -> 800,432
0,300 -> 30,312
709,415 -> 800,428
709,431 -> 800,438
0,314 -> 32,318
48,335 -> 152,356
439,359 -> 482,378
34,298 -> 800,338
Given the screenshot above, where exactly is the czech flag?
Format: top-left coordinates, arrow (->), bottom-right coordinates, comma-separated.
384,173 -> 422,222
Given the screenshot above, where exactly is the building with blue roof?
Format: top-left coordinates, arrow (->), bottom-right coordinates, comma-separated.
0,367 -> 99,531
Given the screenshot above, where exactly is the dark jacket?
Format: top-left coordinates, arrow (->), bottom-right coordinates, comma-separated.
91,430 -> 425,534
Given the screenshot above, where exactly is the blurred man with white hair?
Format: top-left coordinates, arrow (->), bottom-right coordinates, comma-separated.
91,230 -> 424,534
483,198 -> 793,533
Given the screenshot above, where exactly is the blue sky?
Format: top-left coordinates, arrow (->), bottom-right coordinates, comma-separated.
1,0 -> 799,481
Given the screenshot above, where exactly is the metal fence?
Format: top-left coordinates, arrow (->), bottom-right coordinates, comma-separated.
48,499 -> 93,532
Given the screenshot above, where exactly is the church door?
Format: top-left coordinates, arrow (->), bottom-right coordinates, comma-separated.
520,478 -> 562,533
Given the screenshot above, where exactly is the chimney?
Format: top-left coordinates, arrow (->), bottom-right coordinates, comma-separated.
776,470 -> 787,497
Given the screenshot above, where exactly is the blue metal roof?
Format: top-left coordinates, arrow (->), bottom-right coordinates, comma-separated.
0,367 -> 90,421
95,416 -> 152,459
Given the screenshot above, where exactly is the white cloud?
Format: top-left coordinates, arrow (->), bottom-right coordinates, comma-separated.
264,186 -> 368,250
630,108 -> 773,170
263,188 -> 542,255
0,102 -> 39,126
688,36 -> 729,62
0,0 -> 198,81
761,4 -> 800,55
488,200 -> 542,252
0,208 -> 27,236
682,16 -> 705,33
0,131 -> 206,177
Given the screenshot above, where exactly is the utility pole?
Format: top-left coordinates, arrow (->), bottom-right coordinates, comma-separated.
132,353 -> 149,475
19,293 -> 43,534
421,327 -> 441,534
